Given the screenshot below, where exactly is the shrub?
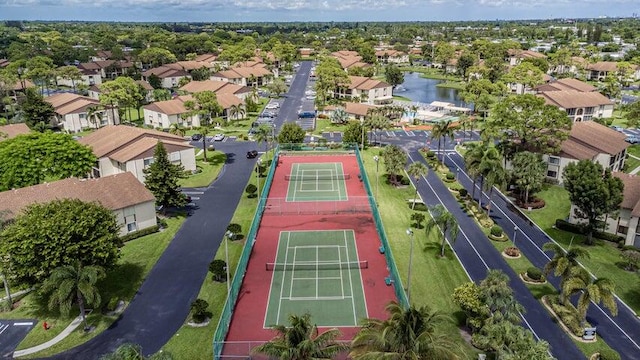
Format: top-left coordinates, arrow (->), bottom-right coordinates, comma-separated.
105,297 -> 120,312
157,217 -> 168,228
425,151 -> 436,158
209,259 -> 227,282
190,299 -> 209,323
526,267 -> 544,281
459,188 -> 468,197
555,219 -> 624,243
490,225 -> 503,237
504,247 -> 520,257
245,184 -> 258,198
445,172 -> 455,180
400,176 -> 410,186
547,296 -> 584,336
120,225 -> 160,242
226,223 -> 242,236
598,348 -> 621,360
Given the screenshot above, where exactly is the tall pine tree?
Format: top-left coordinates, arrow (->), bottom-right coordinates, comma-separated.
143,142 -> 187,211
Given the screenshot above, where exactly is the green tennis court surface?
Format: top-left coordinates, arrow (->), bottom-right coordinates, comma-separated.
264,230 -> 368,327
285,163 -> 348,202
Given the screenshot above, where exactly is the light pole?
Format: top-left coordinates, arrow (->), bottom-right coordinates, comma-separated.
224,231 -> 233,294
512,226 -> 519,247
406,228 -> 414,304
360,118 -> 365,150
373,155 -> 379,203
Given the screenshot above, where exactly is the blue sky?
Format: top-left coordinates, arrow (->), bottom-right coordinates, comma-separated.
0,0 -> 638,22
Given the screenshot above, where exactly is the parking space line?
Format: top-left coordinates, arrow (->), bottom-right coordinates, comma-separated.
13,322 -> 33,326
386,131 -> 395,137
404,130 -> 415,136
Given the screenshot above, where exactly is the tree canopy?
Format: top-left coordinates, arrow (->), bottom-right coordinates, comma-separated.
277,122 -> 305,144
0,199 -> 121,284
143,142 -> 187,210
0,132 -> 96,191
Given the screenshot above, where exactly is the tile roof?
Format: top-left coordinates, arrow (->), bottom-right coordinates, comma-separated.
194,53 -> 218,62
585,61 -> 639,72
136,80 -> 154,91
142,66 -> 190,79
143,99 -> 187,115
79,125 -> 189,159
348,76 -> 391,90
559,121 -> 629,159
538,90 -> 613,109
45,93 -> 103,115
0,172 -> 155,220
375,49 -> 406,57
213,66 -> 271,80
1,79 -> 36,91
0,123 -> 30,141
168,61 -> 214,71
344,102 -> 377,117
507,49 -> 547,59
536,78 -> 596,93
613,173 -> 640,217
109,137 -> 192,163
179,80 -> 249,95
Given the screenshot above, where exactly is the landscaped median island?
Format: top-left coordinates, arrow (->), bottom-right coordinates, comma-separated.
420,146 -> 620,358
4,215 -> 186,359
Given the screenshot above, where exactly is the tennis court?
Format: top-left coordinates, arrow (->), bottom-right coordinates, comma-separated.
285,162 -> 348,202
264,230 -> 368,327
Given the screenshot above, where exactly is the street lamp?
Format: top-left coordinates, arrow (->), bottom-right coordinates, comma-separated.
406,228 -> 414,304
512,226 -> 519,247
224,231 -> 233,293
360,118 -> 365,150
373,155 -> 380,203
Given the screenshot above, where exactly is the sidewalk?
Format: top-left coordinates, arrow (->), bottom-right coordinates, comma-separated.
13,315 -> 83,357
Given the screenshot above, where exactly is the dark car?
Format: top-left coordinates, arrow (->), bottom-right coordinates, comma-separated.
626,136 -> 640,144
246,150 -> 258,159
191,133 -> 203,141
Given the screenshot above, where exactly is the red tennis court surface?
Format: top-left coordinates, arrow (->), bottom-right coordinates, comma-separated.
221,153 -> 397,358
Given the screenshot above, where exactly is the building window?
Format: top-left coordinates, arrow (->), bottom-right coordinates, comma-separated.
169,152 -> 181,162
143,158 -> 154,167
567,108 -> 576,115
618,225 -> 629,235
548,156 -> 560,165
547,170 -> 558,178
124,208 -> 137,233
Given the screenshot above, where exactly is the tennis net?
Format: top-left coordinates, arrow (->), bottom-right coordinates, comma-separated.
284,173 -> 350,181
265,260 -> 368,271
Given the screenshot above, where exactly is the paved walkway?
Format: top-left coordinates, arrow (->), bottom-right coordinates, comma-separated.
13,316 -> 83,357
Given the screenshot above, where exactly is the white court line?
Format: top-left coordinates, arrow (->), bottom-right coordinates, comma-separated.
275,232 -> 292,325
344,230 -> 358,325
316,246 -> 319,298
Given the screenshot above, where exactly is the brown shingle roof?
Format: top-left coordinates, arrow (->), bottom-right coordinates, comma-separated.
143,99 -> 187,116
536,78 -> 596,93
0,123 -> 30,141
79,125 -> 189,159
507,49 -> 547,59
344,102 -> 377,117
142,66 -> 190,79
559,121 -> 629,159
538,90 -> 613,109
109,138 -> 192,163
348,76 -> 391,90
45,93 -> 102,115
194,53 -> 218,63
179,80 -> 248,95
613,173 -> 640,217
0,172 -> 155,220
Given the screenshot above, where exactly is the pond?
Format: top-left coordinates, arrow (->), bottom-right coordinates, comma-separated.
396,72 -> 468,107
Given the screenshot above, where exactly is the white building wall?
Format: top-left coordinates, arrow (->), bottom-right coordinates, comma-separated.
112,201 -> 157,236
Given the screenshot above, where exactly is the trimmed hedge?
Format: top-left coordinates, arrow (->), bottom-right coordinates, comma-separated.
547,296 -> 584,336
555,219 -> 624,243
490,225 -> 503,237
526,267 -> 543,281
459,188 -> 468,197
120,225 -> 160,242
598,348 -> 621,360
446,172 -> 455,180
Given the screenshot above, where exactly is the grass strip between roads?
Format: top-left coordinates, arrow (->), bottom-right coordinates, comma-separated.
179,151 -> 226,188
10,215 -> 187,358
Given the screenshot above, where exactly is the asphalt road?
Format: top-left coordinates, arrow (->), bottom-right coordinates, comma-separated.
444,151 -> 640,360
406,149 -> 586,360
275,60 -> 313,130
0,320 -> 35,358
46,142 -> 258,359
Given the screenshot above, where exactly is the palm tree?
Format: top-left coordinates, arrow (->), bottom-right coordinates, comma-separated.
168,123 -> 186,138
40,262 -> 105,331
100,343 -> 175,360
197,125 -> 212,162
86,105 -> 104,129
407,162 -> 428,210
228,104 -> 246,121
255,125 -> 273,152
480,270 -> 524,325
482,159 -> 507,216
562,266 -> 617,325
543,242 -> 590,303
475,144 -> 502,210
330,108 -> 349,124
430,119 -> 457,165
350,301 -> 462,360
463,142 -> 484,203
425,204 -> 460,257
252,313 -> 348,360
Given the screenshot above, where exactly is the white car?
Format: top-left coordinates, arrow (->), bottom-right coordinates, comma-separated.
265,103 -> 280,110
212,134 -> 225,141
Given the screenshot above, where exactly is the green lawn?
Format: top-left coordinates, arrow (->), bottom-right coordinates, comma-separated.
162,165 -> 260,359
10,215 -> 187,358
527,186 -> 640,315
313,119 -> 348,135
179,151 -> 226,188
627,144 -> 640,158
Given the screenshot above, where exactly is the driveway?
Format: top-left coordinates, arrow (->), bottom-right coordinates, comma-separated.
407,149 -> 586,360
47,142 -> 258,359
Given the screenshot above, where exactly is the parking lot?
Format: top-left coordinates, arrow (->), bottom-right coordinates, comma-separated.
0,320 -> 36,357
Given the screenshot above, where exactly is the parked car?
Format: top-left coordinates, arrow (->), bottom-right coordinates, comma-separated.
246,150 -> 258,159
262,111 -> 277,118
265,102 -> 280,110
610,125 -> 625,132
191,133 -> 203,141
212,134 -> 225,141
248,128 -> 259,135
626,136 -> 640,144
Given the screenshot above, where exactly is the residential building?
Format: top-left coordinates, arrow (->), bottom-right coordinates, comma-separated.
79,125 -> 196,181
598,173 -> 640,246
375,49 -> 409,64
537,90 -> 614,122
143,93 -> 244,128
57,68 -> 103,88
210,66 -> 272,87
179,80 -> 252,101
322,102 -> 378,121
585,61 -> 640,81
88,80 -> 154,103
506,49 -> 547,66
78,60 -> 135,81
45,93 -> 119,133
535,78 -> 597,93
331,51 -> 371,71
332,76 -> 393,105
544,121 -> 628,183
142,65 -> 191,89
0,172 -> 157,236
0,123 -> 30,141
